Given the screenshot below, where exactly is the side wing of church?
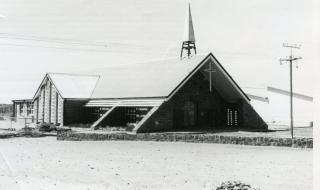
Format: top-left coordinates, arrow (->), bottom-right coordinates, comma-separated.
32,73 -> 99,126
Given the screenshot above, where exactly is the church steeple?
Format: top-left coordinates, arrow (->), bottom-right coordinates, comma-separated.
180,3 -> 196,59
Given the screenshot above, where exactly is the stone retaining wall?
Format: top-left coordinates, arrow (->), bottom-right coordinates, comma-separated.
57,131 -> 313,148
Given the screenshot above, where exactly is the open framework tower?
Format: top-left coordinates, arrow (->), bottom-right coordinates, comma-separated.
180,3 -> 197,59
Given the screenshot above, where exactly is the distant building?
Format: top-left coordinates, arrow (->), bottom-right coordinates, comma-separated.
0,104 -> 13,116
12,99 -> 33,118
245,86 -> 313,127
32,73 -> 99,125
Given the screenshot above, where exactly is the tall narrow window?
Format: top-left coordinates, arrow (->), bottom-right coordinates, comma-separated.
184,101 -> 195,126
227,108 -> 239,127
19,103 -> 23,115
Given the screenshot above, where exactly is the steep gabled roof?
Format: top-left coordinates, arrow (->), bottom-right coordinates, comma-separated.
33,73 -> 100,100
90,55 -> 207,99
32,53 -> 250,104
90,53 -> 250,103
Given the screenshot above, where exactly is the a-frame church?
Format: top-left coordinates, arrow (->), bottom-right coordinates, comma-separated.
30,4 -> 267,133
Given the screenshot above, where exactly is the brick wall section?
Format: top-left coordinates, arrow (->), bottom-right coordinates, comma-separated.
137,66 -> 268,132
241,100 -> 268,130
63,99 -> 89,125
137,101 -> 174,133
57,131 -> 313,149
137,70 -> 245,133
170,71 -> 228,129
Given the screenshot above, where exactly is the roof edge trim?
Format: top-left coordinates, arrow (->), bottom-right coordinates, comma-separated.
32,73 -> 64,101
210,53 -> 251,102
166,53 -> 250,102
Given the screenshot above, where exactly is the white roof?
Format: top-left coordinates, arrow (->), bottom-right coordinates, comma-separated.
85,98 -> 165,107
243,87 -> 268,99
89,53 -> 249,103
267,86 -> 313,102
48,73 -> 100,99
90,55 -> 207,99
32,53 -> 250,103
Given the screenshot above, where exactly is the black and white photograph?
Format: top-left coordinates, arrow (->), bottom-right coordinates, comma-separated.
0,0 -> 319,189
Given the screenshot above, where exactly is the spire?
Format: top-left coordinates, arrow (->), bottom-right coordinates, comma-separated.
183,3 -> 195,42
180,3 -> 196,59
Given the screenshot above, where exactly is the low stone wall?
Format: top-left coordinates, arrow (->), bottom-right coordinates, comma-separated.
57,131 -> 313,148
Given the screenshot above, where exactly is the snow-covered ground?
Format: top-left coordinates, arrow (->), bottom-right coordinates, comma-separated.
0,137 -> 312,190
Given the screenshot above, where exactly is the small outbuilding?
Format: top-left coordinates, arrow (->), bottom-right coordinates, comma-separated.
12,99 -> 33,118
32,73 -> 99,126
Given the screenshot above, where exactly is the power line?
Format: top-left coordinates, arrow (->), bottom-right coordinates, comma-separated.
0,42 -> 178,55
0,33 -> 273,57
0,33 -> 179,55
0,43 -> 109,52
0,32 -> 106,45
0,32 -> 151,48
0,33 -> 274,58
0,36 -> 106,47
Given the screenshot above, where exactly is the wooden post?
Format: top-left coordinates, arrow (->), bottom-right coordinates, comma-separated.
91,106 -> 118,130
132,106 -> 159,133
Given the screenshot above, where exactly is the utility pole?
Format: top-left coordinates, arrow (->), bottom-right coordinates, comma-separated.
279,43 -> 302,139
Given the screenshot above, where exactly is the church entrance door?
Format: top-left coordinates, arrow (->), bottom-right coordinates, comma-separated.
183,101 -> 196,128
173,100 -> 198,130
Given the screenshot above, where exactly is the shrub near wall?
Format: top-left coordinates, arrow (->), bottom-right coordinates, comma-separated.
57,131 -> 313,148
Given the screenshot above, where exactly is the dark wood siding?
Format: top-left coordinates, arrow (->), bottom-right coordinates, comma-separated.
63,99 -> 89,125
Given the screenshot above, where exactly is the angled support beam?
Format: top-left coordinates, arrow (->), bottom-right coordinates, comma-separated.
132,106 -> 159,134
91,106 -> 117,130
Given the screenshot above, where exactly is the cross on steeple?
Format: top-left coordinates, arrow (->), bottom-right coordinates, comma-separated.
205,62 -> 216,92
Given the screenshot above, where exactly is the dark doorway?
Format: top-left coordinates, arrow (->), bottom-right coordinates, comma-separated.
183,101 -> 196,126
173,100 -> 198,130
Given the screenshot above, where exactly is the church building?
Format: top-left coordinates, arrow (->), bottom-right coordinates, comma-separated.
30,4 -> 267,132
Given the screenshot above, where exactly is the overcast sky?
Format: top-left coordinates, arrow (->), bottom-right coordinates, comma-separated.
0,0 -> 317,103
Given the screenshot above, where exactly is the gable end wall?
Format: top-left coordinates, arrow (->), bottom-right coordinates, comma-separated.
241,100 -> 268,130
33,76 -> 64,125
137,68 -> 268,132
137,71 -> 227,133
